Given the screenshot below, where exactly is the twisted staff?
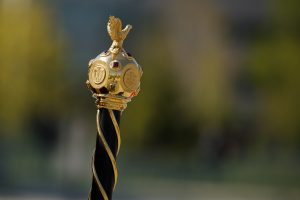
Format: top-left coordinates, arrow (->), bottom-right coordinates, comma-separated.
86,16 -> 142,200
89,109 -> 121,200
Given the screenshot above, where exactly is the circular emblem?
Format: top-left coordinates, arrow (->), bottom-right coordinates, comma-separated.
89,64 -> 106,89
122,67 -> 140,92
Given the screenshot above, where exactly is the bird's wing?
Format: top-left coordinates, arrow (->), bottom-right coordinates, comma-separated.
107,16 -> 122,41
121,25 -> 132,40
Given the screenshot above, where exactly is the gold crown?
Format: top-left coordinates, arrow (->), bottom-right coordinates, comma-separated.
86,16 -> 142,111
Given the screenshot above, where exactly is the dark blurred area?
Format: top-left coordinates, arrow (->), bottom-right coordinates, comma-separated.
0,0 -> 299,199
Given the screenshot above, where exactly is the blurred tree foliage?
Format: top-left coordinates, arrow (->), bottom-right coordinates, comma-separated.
121,24 -> 199,151
0,2 -> 67,134
122,1 -> 237,154
247,0 -> 300,148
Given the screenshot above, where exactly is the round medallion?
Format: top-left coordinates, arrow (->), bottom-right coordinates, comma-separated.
89,64 -> 106,89
122,66 -> 140,92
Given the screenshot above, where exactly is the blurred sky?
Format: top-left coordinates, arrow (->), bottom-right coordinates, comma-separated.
0,0 -> 300,199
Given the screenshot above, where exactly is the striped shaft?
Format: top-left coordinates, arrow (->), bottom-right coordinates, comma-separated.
89,109 -> 121,200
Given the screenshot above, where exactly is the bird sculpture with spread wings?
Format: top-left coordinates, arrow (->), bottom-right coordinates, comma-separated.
107,16 -> 132,56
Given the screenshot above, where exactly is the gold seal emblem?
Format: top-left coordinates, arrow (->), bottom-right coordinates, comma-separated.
89,64 -> 106,89
122,66 -> 140,92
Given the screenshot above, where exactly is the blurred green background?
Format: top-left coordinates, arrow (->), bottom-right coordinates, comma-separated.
0,0 -> 300,199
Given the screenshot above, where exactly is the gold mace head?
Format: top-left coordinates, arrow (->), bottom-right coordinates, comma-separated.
86,16 -> 142,111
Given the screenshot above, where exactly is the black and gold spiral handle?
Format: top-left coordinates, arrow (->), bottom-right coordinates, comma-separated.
86,16 -> 142,200
89,109 -> 120,200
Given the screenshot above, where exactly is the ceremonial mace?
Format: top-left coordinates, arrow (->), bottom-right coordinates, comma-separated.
86,16 -> 143,200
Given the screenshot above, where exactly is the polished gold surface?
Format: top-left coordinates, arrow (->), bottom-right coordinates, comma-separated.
86,16 -> 142,111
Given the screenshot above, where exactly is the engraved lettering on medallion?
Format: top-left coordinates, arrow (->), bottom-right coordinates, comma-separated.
123,68 -> 139,91
92,66 -> 105,84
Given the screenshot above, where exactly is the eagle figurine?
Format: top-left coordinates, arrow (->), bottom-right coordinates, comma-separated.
107,16 -> 132,56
